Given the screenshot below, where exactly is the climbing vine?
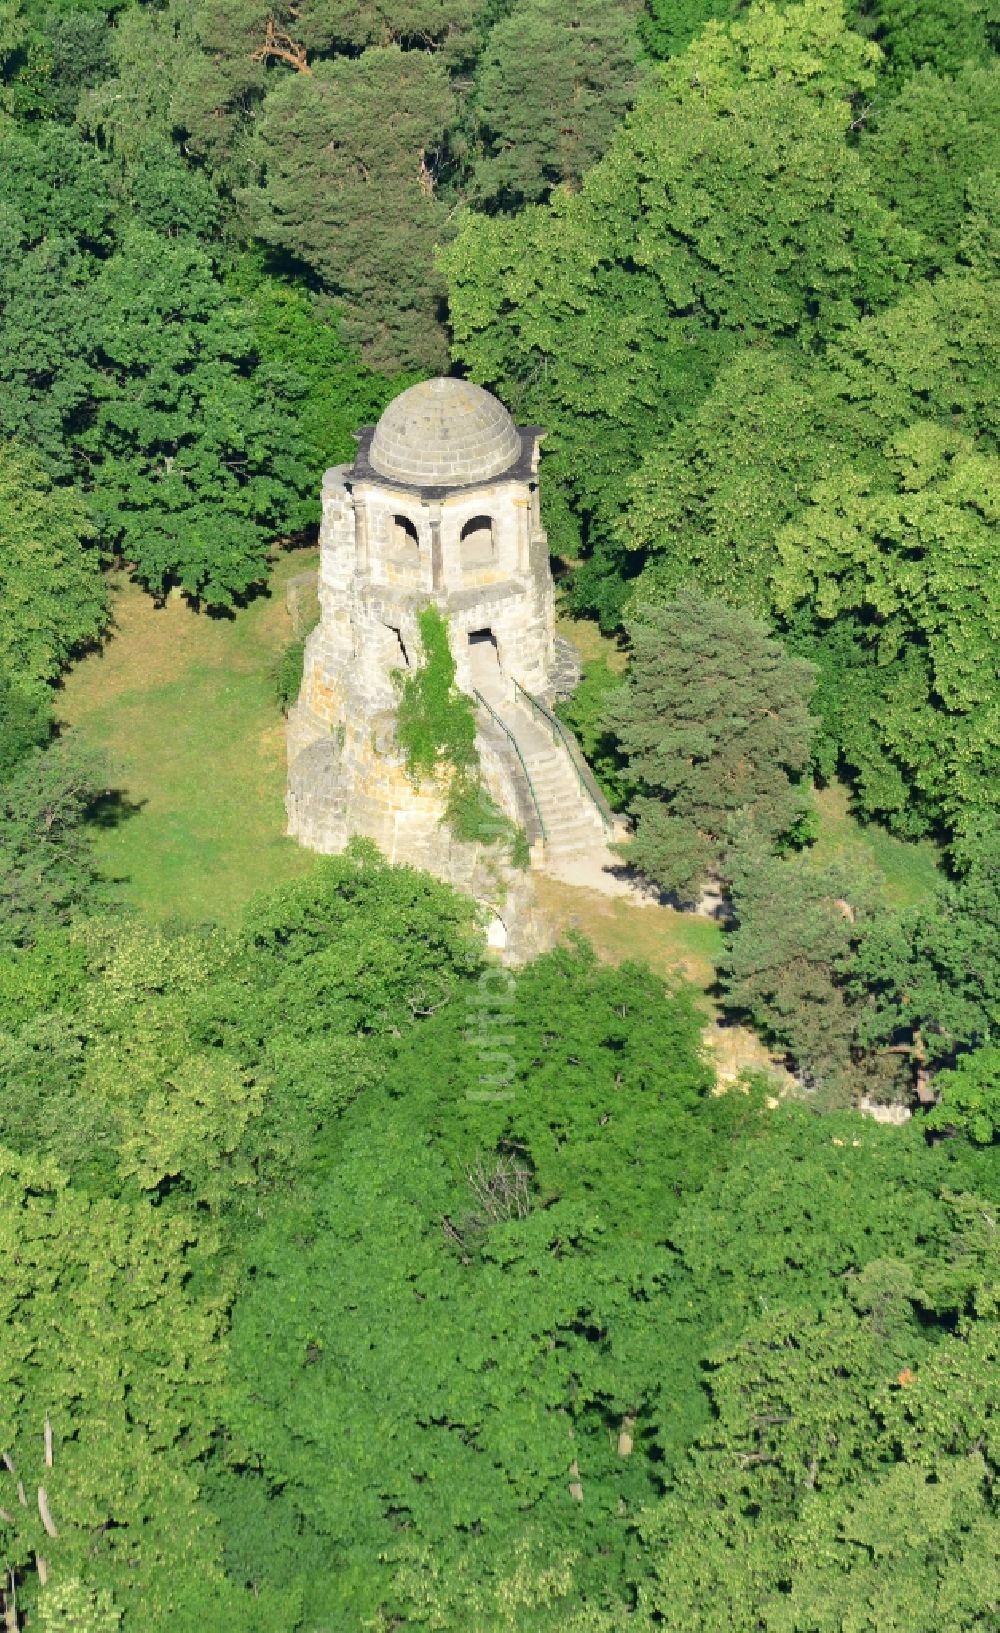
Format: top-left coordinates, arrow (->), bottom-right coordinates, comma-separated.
396,606 -> 478,777
395,607 -> 527,865
446,776 -> 531,867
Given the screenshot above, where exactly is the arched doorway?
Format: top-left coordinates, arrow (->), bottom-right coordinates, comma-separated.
468,627 -> 501,691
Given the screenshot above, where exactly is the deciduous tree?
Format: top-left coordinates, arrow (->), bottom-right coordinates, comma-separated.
0,1148 -> 253,1629
0,665 -> 51,779
80,230 -> 314,604
219,944 -> 717,1626
851,837 -> 1000,1088
0,738 -> 110,947
772,423 -> 1000,846
855,0 -> 996,83
863,63 -> 1000,261
925,1045 -> 1000,1145
0,444 -> 106,690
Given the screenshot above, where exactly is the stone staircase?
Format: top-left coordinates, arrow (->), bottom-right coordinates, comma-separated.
476,681 -> 632,895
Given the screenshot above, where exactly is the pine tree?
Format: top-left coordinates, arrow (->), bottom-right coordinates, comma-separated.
469,0 -> 643,209
251,46 -> 456,371
604,594 -> 817,900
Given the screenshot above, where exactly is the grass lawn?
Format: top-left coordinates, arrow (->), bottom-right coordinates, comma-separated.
534,876 -> 723,993
811,781 -> 942,909
59,551 -> 321,925
556,602 -> 628,671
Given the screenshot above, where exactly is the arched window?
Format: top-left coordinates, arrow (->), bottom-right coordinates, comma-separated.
459,514 -> 495,571
389,514 -> 420,564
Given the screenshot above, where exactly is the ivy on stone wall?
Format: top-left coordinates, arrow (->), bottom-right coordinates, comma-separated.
395,605 -> 478,778
395,606 -> 527,864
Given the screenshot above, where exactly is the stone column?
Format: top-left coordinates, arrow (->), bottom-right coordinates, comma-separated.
515,490 -> 532,574
354,484 -> 371,575
428,504 -> 444,593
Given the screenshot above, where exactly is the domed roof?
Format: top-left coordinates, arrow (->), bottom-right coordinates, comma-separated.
368,378 -> 521,487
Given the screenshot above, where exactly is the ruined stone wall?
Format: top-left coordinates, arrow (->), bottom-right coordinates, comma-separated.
287,705 -> 550,960
286,452 -> 559,960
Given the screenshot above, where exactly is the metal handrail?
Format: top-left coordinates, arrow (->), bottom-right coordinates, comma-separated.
473,688 -> 547,844
512,678 -> 616,833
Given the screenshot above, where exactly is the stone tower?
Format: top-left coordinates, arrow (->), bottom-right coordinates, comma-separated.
287,377 -> 623,933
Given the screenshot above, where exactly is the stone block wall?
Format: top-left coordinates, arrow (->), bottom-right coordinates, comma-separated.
287,701 -> 551,961
287,432 -> 560,959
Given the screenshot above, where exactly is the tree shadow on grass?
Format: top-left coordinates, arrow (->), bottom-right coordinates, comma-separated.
86,788 -> 147,831
83,789 -> 149,896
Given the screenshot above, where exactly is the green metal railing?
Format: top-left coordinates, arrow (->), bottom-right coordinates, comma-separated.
473,688 -> 547,843
512,679 -> 616,834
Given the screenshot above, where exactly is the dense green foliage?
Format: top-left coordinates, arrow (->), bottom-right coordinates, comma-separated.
0,738 -> 112,948
773,424 -> 999,851
621,269 -> 999,850
0,669 -> 50,781
1,862 -> 996,1623
927,1045 -> 1000,1145
631,1159 -> 1000,1630
865,62 -> 1000,249
447,0 -> 999,858
0,125 -> 309,606
72,0 -> 644,372
719,846 -> 885,1105
235,269 -> 415,481
857,0 -> 998,83
605,595 -> 818,900
714,836 -> 1000,1109
219,944 -> 717,1624
2,0 -> 997,1623
0,443 -> 106,692
852,838 -> 1000,1073
469,0 -> 645,209
253,46 -> 457,372
0,851 -> 483,1625
0,65 -> 407,609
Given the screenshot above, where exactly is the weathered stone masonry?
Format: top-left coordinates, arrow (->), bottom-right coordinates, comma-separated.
287,377 -> 619,955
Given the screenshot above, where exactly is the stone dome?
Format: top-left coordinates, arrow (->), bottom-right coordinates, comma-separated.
368,377 -> 521,487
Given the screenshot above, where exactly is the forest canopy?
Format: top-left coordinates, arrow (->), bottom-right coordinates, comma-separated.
446,0 -> 999,859
0,0 -> 997,1625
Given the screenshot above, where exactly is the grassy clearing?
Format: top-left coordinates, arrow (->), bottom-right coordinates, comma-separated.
811,781 -> 942,909
534,876 -> 722,992
59,551 -> 321,925
60,577 -> 940,941
556,602 -> 628,671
